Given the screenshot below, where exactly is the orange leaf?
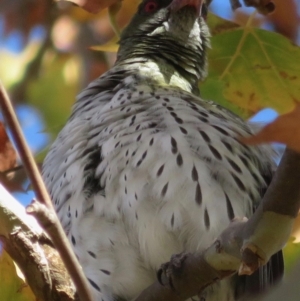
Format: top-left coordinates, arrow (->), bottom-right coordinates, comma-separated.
0,122 -> 22,191
241,103 -> 300,152
0,122 -> 25,191
0,122 -> 17,172
268,0 -> 299,42
60,0 -> 122,14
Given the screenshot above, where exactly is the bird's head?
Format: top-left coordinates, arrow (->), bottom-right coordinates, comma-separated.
116,0 -> 210,95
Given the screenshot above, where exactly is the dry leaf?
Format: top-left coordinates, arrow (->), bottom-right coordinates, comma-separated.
241,103 -> 300,152
0,122 -> 17,173
58,0 -> 122,14
0,122 -> 22,191
268,0 -> 299,42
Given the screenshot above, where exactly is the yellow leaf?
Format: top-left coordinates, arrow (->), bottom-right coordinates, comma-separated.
90,35 -> 119,53
0,250 -> 35,301
0,41 -> 40,88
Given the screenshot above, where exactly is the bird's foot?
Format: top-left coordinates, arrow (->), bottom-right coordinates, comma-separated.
157,252 -> 188,290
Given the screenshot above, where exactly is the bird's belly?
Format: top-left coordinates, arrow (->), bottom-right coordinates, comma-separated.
46,93 -> 272,301
73,137 -> 252,300
74,175 -> 237,301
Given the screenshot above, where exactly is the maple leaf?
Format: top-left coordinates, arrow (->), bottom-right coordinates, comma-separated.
0,122 -> 16,173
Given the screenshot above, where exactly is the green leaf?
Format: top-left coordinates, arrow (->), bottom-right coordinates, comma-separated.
200,78 -> 243,117
202,16 -> 300,119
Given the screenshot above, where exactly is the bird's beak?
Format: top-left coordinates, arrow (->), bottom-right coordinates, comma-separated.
169,0 -> 204,16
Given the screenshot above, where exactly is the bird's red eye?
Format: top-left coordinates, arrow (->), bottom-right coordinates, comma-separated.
144,1 -> 159,13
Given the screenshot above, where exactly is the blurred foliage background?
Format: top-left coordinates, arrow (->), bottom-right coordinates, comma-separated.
0,0 -> 299,204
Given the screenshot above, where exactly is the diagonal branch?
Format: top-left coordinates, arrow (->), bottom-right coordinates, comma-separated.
0,82 -> 93,301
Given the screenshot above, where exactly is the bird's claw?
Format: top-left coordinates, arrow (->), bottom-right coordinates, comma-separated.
156,252 -> 188,290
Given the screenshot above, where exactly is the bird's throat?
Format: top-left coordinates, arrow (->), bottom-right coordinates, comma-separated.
117,58 -> 200,95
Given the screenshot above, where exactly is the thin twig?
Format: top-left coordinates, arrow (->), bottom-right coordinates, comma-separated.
0,82 -> 94,301
0,83 -> 51,205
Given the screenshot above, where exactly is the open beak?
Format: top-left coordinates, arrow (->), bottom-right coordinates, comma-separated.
169,0 -> 204,16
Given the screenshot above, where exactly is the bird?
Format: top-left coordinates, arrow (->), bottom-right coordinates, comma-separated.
42,0 -> 283,300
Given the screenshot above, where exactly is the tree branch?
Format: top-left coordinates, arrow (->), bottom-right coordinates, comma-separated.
135,149 -> 300,301
0,184 -> 75,301
0,82 -> 93,301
